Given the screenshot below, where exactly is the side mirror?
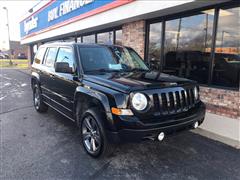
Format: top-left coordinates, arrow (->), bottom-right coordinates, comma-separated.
55,62 -> 73,74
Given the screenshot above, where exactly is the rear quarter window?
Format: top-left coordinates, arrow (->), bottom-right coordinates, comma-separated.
44,47 -> 58,67
34,47 -> 46,64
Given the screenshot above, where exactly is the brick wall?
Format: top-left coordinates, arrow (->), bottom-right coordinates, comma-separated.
200,86 -> 240,120
122,20 -> 145,59
7,41 -> 28,59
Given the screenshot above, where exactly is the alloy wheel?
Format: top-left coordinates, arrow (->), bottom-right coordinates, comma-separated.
34,87 -> 40,110
82,115 -> 102,154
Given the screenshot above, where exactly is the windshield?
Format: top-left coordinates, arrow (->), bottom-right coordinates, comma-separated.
79,46 -> 149,73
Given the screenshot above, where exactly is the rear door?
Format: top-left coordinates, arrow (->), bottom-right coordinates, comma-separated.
40,47 -> 58,102
53,46 -> 79,117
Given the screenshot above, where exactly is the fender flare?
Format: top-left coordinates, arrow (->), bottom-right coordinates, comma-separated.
74,86 -> 114,125
31,72 -> 40,89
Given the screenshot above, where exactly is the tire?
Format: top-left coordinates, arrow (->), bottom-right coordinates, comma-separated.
33,83 -> 48,113
78,107 -> 114,158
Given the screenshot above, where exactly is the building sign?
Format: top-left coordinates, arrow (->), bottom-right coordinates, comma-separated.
20,0 -> 130,39
24,16 -> 38,34
47,0 -> 95,22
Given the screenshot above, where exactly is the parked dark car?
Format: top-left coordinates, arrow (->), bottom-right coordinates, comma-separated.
31,43 -> 206,157
17,53 -> 27,59
0,52 -> 9,59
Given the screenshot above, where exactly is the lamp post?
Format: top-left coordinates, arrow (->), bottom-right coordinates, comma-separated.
204,13 -> 209,50
3,7 -> 13,65
176,18 -> 182,51
221,30 -> 229,52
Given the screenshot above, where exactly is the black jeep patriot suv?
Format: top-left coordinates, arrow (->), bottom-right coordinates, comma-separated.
31,43 -> 206,157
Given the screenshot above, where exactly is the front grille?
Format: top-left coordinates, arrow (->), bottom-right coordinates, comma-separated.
152,87 -> 198,115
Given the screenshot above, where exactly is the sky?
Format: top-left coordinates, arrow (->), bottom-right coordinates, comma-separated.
0,0 -> 40,50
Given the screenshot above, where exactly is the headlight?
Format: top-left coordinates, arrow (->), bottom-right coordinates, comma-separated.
132,93 -> 148,111
194,86 -> 199,100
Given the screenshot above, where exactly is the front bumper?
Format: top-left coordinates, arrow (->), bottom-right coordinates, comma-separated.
107,102 -> 206,143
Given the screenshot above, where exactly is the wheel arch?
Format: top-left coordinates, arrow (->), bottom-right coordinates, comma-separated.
74,87 -> 114,129
31,72 -> 40,90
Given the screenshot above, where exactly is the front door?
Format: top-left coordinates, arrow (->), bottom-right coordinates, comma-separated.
53,46 -> 79,118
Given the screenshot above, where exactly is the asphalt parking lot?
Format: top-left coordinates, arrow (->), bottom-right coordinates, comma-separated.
0,68 -> 240,180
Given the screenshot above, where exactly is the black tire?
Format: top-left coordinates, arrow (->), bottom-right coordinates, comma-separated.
78,107 -> 114,158
33,83 -> 48,113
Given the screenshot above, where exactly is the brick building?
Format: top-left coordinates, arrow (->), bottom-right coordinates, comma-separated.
11,41 -> 28,58
6,41 -> 28,59
20,0 -> 239,147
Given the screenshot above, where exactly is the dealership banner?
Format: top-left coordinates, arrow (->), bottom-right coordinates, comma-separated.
20,0 -> 132,39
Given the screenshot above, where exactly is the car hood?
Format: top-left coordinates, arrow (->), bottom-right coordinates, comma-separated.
83,71 -> 195,93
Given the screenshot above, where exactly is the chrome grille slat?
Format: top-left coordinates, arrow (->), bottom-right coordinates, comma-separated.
172,92 -> 177,112
186,89 -> 190,108
184,90 -> 189,109
158,94 -> 164,114
178,91 -> 183,111
166,93 -> 171,113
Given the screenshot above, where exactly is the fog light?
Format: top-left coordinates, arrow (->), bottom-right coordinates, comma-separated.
193,121 -> 199,129
158,132 -> 165,141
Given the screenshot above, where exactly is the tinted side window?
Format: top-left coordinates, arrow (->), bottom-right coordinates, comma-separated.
34,47 -> 46,64
44,47 -> 58,67
56,47 -> 74,68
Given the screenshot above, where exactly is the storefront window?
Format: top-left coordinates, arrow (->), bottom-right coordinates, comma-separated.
97,31 -> 113,44
63,37 -> 75,42
33,44 -> 38,54
163,11 -> 214,84
83,35 -> 95,43
77,37 -> 82,43
115,30 -> 122,45
148,22 -> 162,70
213,6 -> 240,89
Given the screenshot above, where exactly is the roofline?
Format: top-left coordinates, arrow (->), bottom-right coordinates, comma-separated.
39,42 -> 126,48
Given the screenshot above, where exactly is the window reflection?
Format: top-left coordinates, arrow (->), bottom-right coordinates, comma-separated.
83,35 -> 95,43
163,11 -> 214,84
77,37 -> 82,43
44,48 -> 58,67
63,37 -> 75,43
115,30 -> 122,45
97,31 -> 113,44
148,22 -> 162,70
34,47 -> 46,64
213,7 -> 240,88
56,48 -> 74,68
